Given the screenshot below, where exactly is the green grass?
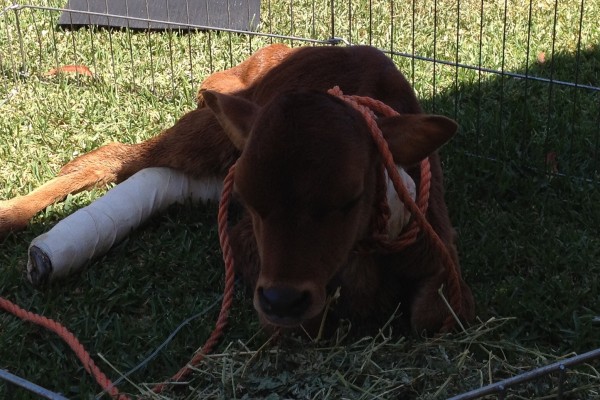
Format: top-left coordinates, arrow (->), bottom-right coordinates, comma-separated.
1,0 -> 599,399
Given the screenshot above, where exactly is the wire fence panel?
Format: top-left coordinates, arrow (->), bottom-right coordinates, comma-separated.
2,1 -> 598,179
0,1 -> 599,399
0,368 -> 69,399
448,348 -> 600,400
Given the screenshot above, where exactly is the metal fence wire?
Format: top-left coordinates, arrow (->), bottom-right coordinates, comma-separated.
1,1 -> 599,399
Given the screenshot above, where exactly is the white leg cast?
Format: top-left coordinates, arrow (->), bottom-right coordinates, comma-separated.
27,167 -> 223,285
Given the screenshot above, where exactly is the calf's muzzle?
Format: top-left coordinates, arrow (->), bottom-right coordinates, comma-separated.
257,285 -> 312,325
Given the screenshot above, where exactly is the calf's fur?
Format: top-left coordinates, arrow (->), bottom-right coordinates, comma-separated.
0,44 -> 474,335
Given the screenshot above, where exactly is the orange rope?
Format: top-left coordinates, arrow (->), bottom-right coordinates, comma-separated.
0,164 -> 238,398
0,297 -> 128,400
152,163 -> 237,394
327,86 -> 462,331
0,86 -> 462,399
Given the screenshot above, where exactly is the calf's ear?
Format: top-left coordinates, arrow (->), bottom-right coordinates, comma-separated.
201,90 -> 260,151
377,114 -> 458,166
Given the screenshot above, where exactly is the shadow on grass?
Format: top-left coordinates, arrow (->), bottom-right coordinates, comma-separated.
426,44 -> 600,352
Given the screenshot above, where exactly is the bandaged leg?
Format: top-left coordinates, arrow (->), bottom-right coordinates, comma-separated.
27,168 -> 222,286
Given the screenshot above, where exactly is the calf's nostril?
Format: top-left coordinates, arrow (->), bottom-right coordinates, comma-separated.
258,286 -> 311,319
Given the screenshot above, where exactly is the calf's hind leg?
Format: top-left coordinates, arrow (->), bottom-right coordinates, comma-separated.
0,44 -> 289,239
0,107 -> 236,239
0,141 -> 144,237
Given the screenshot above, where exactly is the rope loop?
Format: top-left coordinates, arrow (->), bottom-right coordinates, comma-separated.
327,86 -> 462,331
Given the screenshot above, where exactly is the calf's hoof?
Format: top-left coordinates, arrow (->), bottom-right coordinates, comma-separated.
27,245 -> 53,287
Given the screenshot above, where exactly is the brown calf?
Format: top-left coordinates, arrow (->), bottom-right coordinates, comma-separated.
0,44 -> 474,335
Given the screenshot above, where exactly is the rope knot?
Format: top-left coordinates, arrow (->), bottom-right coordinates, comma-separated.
327,86 -> 430,252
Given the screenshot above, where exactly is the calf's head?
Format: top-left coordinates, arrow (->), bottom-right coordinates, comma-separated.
202,89 -> 457,328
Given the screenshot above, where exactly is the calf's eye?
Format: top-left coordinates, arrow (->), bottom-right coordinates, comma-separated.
310,193 -> 363,221
340,195 -> 362,215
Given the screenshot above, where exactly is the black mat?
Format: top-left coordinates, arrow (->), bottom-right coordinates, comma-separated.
58,0 -> 261,31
